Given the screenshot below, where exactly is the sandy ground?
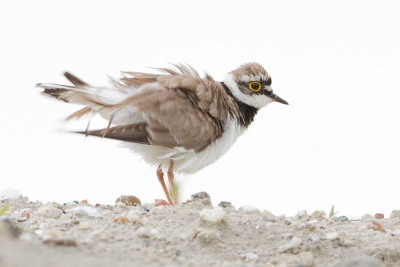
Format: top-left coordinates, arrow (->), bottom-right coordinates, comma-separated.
1,193 -> 399,267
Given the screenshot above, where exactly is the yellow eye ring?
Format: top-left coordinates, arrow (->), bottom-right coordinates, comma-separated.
249,81 -> 261,92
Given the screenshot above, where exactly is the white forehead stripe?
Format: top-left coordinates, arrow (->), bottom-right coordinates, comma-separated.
223,74 -> 273,109
238,74 -> 267,83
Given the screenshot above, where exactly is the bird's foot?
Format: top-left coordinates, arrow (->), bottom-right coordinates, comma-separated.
154,199 -> 170,206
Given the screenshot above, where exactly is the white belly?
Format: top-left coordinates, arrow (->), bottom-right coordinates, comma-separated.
122,116 -> 244,173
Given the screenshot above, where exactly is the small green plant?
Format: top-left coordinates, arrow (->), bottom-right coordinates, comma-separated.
329,204 -> 338,217
0,205 -> 9,217
168,181 -> 180,202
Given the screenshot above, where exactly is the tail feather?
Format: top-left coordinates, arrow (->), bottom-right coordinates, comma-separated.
77,123 -> 150,144
63,72 -> 89,87
38,71 -> 139,123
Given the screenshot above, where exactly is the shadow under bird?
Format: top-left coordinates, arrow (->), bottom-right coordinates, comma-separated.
38,63 -> 288,205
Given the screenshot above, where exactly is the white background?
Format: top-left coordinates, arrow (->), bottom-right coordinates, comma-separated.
1,0 -> 399,217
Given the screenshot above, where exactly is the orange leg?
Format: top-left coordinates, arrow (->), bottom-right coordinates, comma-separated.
156,164 -> 174,205
168,160 -> 178,205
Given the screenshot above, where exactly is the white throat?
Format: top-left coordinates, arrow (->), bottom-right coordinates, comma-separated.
223,73 -> 272,109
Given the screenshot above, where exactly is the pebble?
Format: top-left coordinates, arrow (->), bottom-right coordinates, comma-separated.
239,205 -> 260,213
278,237 -> 302,253
78,221 -> 92,230
332,255 -> 383,267
196,229 -> 218,244
116,202 -> 127,208
37,206 -> 63,219
74,206 -> 104,218
263,212 -> 277,223
199,207 -> 226,224
43,237 -> 77,247
127,210 -> 142,223
136,226 -> 151,238
281,233 -> 293,239
218,201 -> 232,208
307,235 -> 320,243
390,210 -> 400,220
333,216 -> 349,222
325,232 -> 339,240
244,252 -> 259,261
284,219 -> 293,225
311,210 -> 326,219
368,220 -> 386,232
113,216 -> 130,223
0,188 -> 22,200
116,195 -> 141,206
298,251 -> 314,267
191,191 -> 210,200
374,213 -> 384,219
150,228 -> 159,236
296,210 -> 308,219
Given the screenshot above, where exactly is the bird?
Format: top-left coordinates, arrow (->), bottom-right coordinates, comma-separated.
38,63 -> 288,205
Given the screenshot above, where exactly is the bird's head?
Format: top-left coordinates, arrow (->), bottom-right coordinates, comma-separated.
223,62 -> 288,108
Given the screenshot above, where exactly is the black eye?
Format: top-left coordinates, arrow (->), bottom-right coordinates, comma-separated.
249,82 -> 261,92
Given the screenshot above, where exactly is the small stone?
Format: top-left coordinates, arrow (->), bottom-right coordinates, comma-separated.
296,210 -> 308,219
74,206 -> 103,218
43,237 -> 77,246
307,235 -> 320,243
263,212 -> 277,223
191,191 -> 210,200
37,206 -> 63,219
281,233 -> 293,239
244,252 -> 259,261
78,221 -> 92,230
196,229 -> 218,244
154,199 -> 169,206
390,210 -> 400,220
332,255 -> 383,267
284,219 -> 293,225
137,226 -> 150,238
116,195 -> 141,206
116,202 -> 127,208
199,207 -> 226,224
368,220 -> 386,232
113,216 -> 130,223
374,213 -> 384,219
127,210 -> 141,222
239,205 -> 260,213
298,251 -> 314,267
0,188 -> 22,200
218,201 -> 232,208
278,237 -> 302,253
21,210 -> 31,219
150,228 -> 159,236
311,210 -> 326,219
333,216 -> 349,222
325,232 -> 339,240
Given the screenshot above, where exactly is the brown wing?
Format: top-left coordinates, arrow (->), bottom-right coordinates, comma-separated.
81,65 -> 238,152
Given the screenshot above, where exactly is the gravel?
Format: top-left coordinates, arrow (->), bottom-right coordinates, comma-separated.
0,193 -> 400,266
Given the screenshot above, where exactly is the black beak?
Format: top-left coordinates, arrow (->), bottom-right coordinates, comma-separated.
270,93 -> 289,105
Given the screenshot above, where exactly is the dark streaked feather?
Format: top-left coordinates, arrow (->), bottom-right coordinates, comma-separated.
78,123 -> 149,144
63,72 -> 89,86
